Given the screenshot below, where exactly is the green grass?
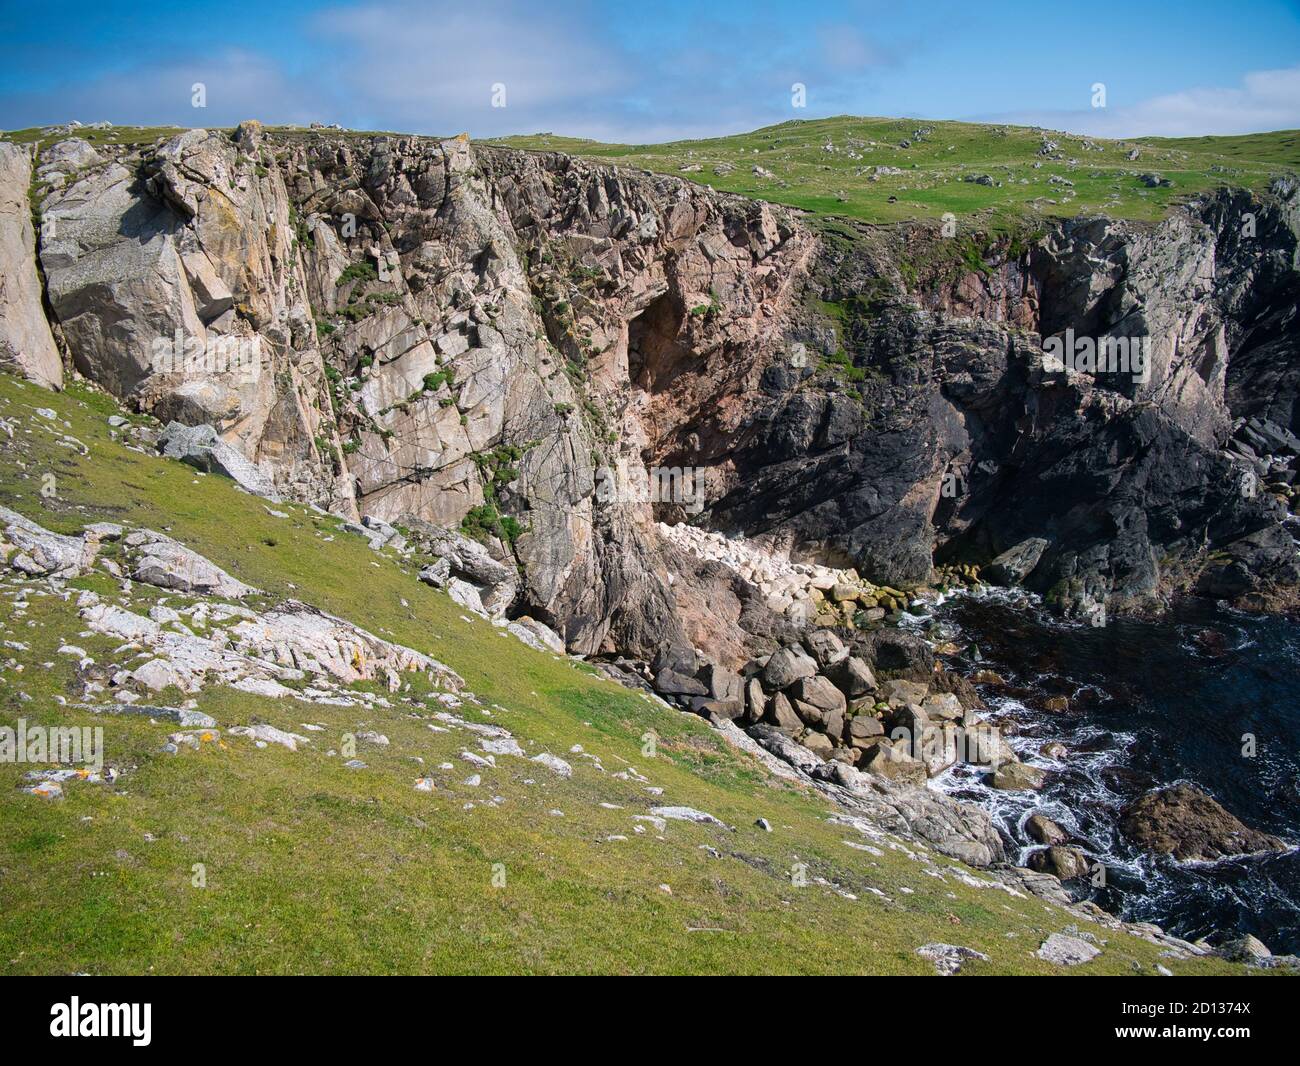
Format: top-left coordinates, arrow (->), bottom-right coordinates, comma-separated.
0,124 -> 186,153
489,115 -> 1299,227
0,373 -> 1249,974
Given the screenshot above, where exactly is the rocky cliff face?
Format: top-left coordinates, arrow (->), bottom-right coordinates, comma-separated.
2,125 -> 1297,666
0,144 -> 62,388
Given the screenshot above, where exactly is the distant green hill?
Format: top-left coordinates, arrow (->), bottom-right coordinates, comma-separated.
491,115 -> 1300,227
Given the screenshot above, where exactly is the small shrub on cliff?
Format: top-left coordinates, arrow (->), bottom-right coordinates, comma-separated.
336,260 -> 378,287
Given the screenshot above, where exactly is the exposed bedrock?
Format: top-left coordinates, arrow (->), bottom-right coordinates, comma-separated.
4,125 -> 1297,659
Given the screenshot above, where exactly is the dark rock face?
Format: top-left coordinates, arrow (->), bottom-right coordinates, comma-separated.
692,192 -> 1300,619
1120,784 -> 1289,861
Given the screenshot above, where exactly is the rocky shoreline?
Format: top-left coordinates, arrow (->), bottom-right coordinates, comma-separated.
588,524 -> 1299,962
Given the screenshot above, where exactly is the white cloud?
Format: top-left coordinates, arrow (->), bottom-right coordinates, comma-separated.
982,66 -> 1300,138
310,0 -> 635,136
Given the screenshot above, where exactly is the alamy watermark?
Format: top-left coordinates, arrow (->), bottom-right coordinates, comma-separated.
149,331 -> 263,382
595,464 -> 706,514
1042,328 -> 1150,384
889,722 -> 1009,767
1,718 -> 103,771
50,997 -> 150,1046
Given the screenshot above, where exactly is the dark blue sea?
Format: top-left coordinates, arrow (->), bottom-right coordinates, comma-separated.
918,590 -> 1300,953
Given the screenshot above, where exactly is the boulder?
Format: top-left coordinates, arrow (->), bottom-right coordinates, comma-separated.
822,706 -> 845,741
761,644 -> 818,690
914,723 -> 961,777
699,660 -> 742,703
764,691 -> 802,734
1120,784 -> 1288,861
446,578 -> 486,616
985,537 -> 1049,586
788,674 -> 846,714
889,703 -> 930,752
402,519 -> 518,616
916,943 -> 990,976
743,676 -> 766,724
698,698 -> 744,721
920,692 -> 963,721
965,723 -> 1017,768
1,506 -> 93,578
1025,813 -> 1069,845
124,529 -> 256,599
227,722 -> 310,752
882,678 -> 928,708
792,699 -> 826,729
654,667 -> 707,698
1213,934 -> 1271,963
1027,845 -> 1090,880
827,655 -> 876,697
650,805 -> 726,827
856,628 -> 933,679
846,714 -> 885,747
361,514 -> 407,551
800,731 -> 834,760
512,616 -> 565,654
1036,933 -> 1100,966
158,422 -> 278,499
417,558 -> 451,587
990,761 -> 1046,790
36,137 -> 103,180
802,629 -> 849,668
860,742 -> 928,786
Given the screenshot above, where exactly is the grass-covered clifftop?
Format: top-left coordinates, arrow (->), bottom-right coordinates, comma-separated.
492,115 -> 1299,226
0,374 -> 1246,974
8,115 -> 1293,232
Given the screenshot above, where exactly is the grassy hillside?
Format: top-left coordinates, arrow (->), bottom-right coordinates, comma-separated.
0,373 -> 1243,974
491,115 -> 1299,227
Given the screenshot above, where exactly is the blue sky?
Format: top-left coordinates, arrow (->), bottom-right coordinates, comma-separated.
3,0 -> 1299,139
